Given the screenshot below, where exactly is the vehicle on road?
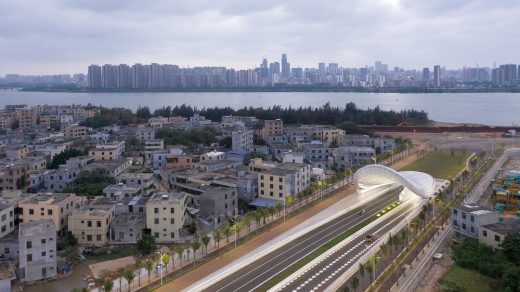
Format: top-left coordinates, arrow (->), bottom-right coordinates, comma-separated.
359,209 -> 366,215
154,263 -> 165,271
365,234 -> 376,243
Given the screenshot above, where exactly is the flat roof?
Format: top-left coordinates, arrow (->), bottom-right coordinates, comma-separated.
148,192 -> 186,204
20,193 -> 74,205
456,204 -> 493,214
20,219 -> 56,237
482,220 -> 520,235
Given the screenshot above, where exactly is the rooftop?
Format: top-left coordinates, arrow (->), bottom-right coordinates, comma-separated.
456,204 -> 494,214
118,172 -> 153,179
148,192 -> 186,204
20,193 -> 75,205
112,213 -> 146,226
20,219 -> 56,237
482,220 -> 520,235
74,205 -> 114,217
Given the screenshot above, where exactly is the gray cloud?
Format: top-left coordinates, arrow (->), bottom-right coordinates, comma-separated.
0,0 -> 518,75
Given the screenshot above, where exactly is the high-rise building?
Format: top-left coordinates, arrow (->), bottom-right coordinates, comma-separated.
88,65 -> 102,89
281,54 -> 290,79
102,64 -> 118,88
433,65 -> 441,87
117,64 -> 131,88
328,63 -> 339,76
318,63 -> 326,76
422,68 -> 430,81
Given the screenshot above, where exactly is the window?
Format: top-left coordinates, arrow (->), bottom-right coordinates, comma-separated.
154,208 -> 159,214
97,221 -> 101,228
170,208 -> 175,214
87,221 -> 92,227
87,235 -> 92,241
453,220 -> 458,227
41,251 -> 46,257
154,232 -> 159,238
462,212 -> 466,219
260,183 -> 264,187
270,176 -> 273,182
279,193 -> 283,198
470,215 -> 474,222
483,230 -> 488,237
96,235 -> 101,241
26,241 -> 32,249
270,191 -> 273,197
279,185 -> 283,190
470,226 -> 474,233
41,239 -> 46,244
29,209 -> 34,215
48,209 -> 53,215
462,223 -> 466,230
27,254 -> 32,262
279,178 -> 283,182
495,235 -> 501,242
170,218 -> 175,224
453,208 -> 458,215
171,232 -> 175,238
154,218 -> 159,224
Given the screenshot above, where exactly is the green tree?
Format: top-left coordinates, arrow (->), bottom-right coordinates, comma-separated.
191,240 -> 201,266
117,267 -> 124,292
219,136 -> 232,148
243,151 -> 267,165
103,278 -> 114,292
213,229 -> 222,250
274,201 -> 283,216
161,253 -> 171,275
136,106 -> 152,119
501,233 -> 520,266
234,222 -> 242,238
201,234 -> 211,256
136,234 -> 156,255
223,226 -> 232,243
243,214 -> 252,232
175,245 -> 185,265
143,259 -> 154,288
350,277 -> 359,292
16,175 -> 27,190
49,149 -> 84,169
123,269 -> 135,292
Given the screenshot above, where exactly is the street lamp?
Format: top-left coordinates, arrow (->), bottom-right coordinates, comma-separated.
317,181 -> 324,201
156,248 -> 164,285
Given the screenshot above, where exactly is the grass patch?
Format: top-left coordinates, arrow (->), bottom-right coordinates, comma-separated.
85,245 -> 140,261
400,150 -> 471,179
438,265 -> 499,292
254,201 -> 400,292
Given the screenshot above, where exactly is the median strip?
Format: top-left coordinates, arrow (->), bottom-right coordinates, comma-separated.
254,201 -> 400,292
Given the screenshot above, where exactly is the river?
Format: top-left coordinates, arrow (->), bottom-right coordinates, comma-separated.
0,91 -> 519,126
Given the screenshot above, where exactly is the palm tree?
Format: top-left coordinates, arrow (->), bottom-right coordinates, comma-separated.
234,222 -> 242,238
123,269 -> 135,292
134,259 -> 142,286
191,239 -> 201,266
223,225 -> 232,243
259,208 -> 268,224
359,263 -> 365,278
268,206 -> 276,220
368,253 -> 381,282
175,245 -> 185,270
297,192 -> 304,206
161,252 -> 171,275
350,276 -> 359,292
254,211 -> 262,227
213,229 -> 222,250
243,214 -> 252,232
201,234 -> 210,256
117,267 -> 124,292
274,201 -> 282,216
103,278 -> 114,292
144,259 -> 154,288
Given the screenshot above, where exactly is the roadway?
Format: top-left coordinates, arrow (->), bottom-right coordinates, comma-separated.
278,201 -> 413,292
202,186 -> 403,292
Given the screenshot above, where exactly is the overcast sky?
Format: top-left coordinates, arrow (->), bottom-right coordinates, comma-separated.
1,0 -> 519,75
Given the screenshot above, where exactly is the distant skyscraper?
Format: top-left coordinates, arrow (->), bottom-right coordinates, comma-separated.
260,58 -> 269,78
328,63 -> 339,76
433,65 -> 441,87
422,68 -> 430,81
281,54 -> 290,79
88,65 -> 102,89
318,63 -> 326,76
102,64 -> 118,88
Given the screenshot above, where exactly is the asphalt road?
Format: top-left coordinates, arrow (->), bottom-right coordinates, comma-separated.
278,201 -> 413,292
202,187 -> 403,292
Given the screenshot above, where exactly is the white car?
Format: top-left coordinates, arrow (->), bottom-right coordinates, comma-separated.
154,263 -> 165,271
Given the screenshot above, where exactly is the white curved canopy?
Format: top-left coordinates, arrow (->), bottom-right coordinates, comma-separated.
353,164 -> 435,199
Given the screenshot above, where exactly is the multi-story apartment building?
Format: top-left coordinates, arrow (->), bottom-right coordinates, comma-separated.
136,127 -> 157,141
332,146 -> 376,168
199,187 -> 237,224
373,137 -> 396,152
103,184 -> 141,200
146,192 -> 187,242
89,141 -> 125,160
262,119 -> 283,140
18,193 -> 82,237
200,151 -> 225,161
64,124 -> 87,139
15,108 -> 38,129
222,115 -> 258,128
451,204 -> 498,239
232,130 -> 254,151
18,220 -> 57,283
68,205 -> 115,246
0,203 -> 14,239
116,173 -> 154,196
5,146 -> 29,160
109,213 -> 146,244
249,158 -> 311,203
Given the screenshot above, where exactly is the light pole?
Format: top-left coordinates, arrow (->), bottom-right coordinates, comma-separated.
318,181 -> 324,201
157,248 -> 164,285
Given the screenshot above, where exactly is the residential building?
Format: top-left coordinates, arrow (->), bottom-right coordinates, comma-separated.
222,115 -> 258,128
18,220 -> 57,283
451,204 -> 498,239
0,261 -> 16,292
68,204 -> 115,246
262,119 -> 283,140
232,130 -> 254,151
64,124 -> 87,139
136,127 -> 157,141
18,193 -> 81,237
479,220 -> 520,250
116,173 -> 154,196
109,213 -> 146,244
199,186 -> 237,225
0,203 -> 14,239
200,151 -> 225,161
103,184 -> 141,201
333,146 -> 376,168
146,192 -> 187,242
374,137 -> 396,152
89,141 -> 125,160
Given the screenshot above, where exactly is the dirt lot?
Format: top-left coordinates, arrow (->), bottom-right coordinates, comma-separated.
415,242 -> 454,292
89,256 -> 136,278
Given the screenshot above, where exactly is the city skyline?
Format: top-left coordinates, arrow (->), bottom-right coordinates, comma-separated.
1,0 -> 520,75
